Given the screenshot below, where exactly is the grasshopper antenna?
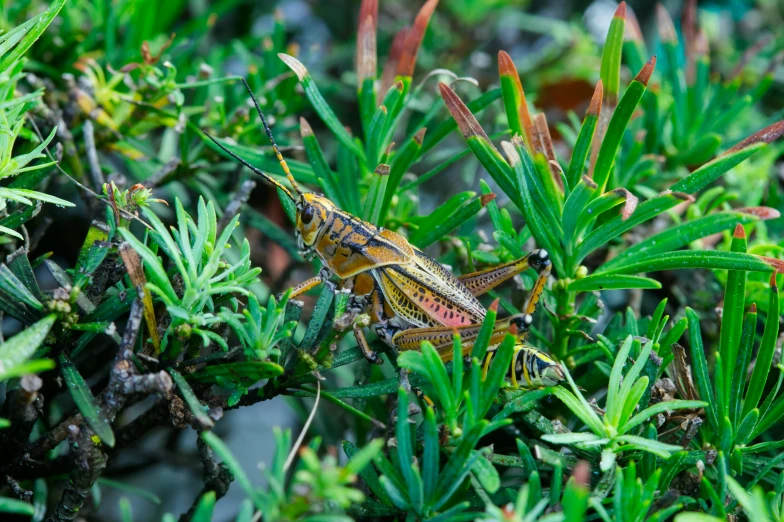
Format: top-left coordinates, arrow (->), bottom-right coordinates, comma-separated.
241,78 -> 303,197
203,130 -> 296,202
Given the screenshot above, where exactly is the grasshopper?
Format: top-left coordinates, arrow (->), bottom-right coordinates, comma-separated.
205,80 -> 554,371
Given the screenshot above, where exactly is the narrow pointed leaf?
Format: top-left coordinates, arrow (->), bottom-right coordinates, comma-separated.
60,354 -> 116,447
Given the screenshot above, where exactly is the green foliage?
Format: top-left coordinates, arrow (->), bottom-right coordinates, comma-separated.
119,197 -> 261,356
1,1 -> 784,521
202,429 -> 382,521
545,337 -> 704,470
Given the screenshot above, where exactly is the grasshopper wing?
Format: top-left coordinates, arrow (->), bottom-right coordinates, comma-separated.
376,250 -> 486,328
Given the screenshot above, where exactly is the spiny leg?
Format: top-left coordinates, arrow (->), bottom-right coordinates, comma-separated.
523,263 -> 551,316
391,313 -> 532,361
458,249 -> 550,297
286,275 -> 326,300
284,268 -> 336,300
353,324 -> 383,365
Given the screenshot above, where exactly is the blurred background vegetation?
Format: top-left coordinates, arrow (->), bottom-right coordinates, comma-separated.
0,0 -> 783,521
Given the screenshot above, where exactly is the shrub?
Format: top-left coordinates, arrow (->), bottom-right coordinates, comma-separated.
1,1 -> 784,521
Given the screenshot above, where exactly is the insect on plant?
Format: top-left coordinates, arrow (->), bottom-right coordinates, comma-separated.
205,79 -> 558,383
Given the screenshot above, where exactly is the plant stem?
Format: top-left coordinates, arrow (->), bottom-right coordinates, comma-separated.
552,286 -> 576,361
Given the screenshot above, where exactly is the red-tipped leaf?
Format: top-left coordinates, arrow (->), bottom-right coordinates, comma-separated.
656,4 -> 677,43
397,0 -> 439,77
356,0 -> 378,84
439,82 -> 491,141
380,26 -> 408,94
498,50 -> 535,150
724,121 -> 784,155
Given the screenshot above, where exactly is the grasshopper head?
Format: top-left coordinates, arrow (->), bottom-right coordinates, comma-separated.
296,193 -> 335,248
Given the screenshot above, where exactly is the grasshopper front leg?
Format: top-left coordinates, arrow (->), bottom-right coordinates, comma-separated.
286,268 -> 336,300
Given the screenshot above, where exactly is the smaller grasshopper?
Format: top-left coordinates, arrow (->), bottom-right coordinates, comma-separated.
496,343 -> 565,389
206,79 -> 553,367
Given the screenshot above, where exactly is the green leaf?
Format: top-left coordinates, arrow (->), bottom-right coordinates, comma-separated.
675,133 -> 723,166
362,164 -> 390,225
31,478 -> 46,522
0,0 -> 66,74
593,58 -> 654,192
605,336 -> 633,429
0,264 -> 43,311
619,376 -> 650,428
381,129 -> 424,222
0,496 -> 35,515
439,84 -> 519,209
0,201 -> 41,234
599,4 -> 626,103
471,451 -> 500,494
298,285 -> 334,352
0,314 -> 54,380
479,333 -> 516,418
686,308 -> 719,433
735,409 -> 759,446
325,374 -> 425,399
620,400 -> 707,435
60,353 -> 115,447
395,388 -> 424,511
411,193 -> 490,248
279,54 -> 366,163
566,88 -> 601,189
201,432 -> 257,505
509,140 -> 560,269
601,212 -> 760,272
420,87 -> 503,155
169,369 -> 214,428
97,478 -> 162,505
190,361 -> 284,387
118,229 -> 178,305
301,118 -> 345,210
498,50 -> 529,141
422,407 -> 440,501
595,251 -> 777,277
731,306 -> 758,427
191,491 -> 216,522
719,226 -> 748,418
541,433 -> 606,445
568,274 -> 661,292
343,440 -> 391,506
471,302 -> 498,362
578,192 -> 691,263
432,420 -> 487,511
0,359 -> 55,382
615,435 -> 683,458
575,188 -> 637,237
743,278 -> 779,418
670,143 -> 765,194
418,342 -> 455,416
551,382 -> 605,436
2,188 -> 74,208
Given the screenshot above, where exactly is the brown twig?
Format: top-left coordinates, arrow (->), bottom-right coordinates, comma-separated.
45,425 -> 107,522
177,437 -> 234,522
0,375 -> 43,468
218,179 -> 256,233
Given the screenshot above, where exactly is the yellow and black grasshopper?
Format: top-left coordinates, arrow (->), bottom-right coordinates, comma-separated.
205,80 -> 563,388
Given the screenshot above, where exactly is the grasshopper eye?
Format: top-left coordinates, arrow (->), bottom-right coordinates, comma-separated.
301,205 -> 315,225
